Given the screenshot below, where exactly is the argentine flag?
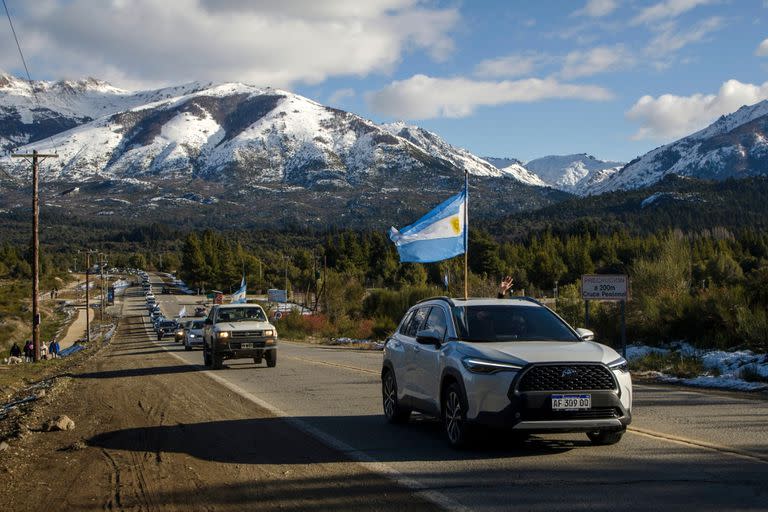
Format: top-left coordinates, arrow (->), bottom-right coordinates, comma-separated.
389,187 -> 467,263
231,276 -> 247,304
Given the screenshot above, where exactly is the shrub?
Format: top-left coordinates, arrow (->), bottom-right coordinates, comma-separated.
739,365 -> 768,383
371,316 -> 397,340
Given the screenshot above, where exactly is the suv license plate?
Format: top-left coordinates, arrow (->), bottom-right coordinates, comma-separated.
551,394 -> 591,410
240,343 -> 253,349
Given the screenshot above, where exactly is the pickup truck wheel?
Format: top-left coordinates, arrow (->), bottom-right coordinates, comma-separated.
265,350 -> 277,368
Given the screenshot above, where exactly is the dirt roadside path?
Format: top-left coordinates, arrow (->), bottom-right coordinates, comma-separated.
0,292 -> 440,511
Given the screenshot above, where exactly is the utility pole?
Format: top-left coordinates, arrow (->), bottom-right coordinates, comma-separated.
12,149 -> 57,362
86,251 -> 91,344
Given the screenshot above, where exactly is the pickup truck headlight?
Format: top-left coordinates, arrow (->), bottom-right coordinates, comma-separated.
608,357 -> 629,373
217,331 -> 230,339
462,357 -> 523,374
263,329 -> 274,337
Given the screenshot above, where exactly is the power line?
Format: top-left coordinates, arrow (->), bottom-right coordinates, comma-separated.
2,0 -> 39,106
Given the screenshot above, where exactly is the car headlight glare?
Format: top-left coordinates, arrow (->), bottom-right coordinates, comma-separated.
217,331 -> 230,339
608,357 -> 629,373
462,357 -> 523,374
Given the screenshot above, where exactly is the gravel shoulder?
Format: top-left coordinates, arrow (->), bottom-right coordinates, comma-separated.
0,295 -> 439,511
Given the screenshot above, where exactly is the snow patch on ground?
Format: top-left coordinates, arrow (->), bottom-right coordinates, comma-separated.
627,342 -> 768,391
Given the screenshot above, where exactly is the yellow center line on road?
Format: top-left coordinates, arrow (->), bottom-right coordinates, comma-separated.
628,426 -> 768,464
283,355 -> 380,376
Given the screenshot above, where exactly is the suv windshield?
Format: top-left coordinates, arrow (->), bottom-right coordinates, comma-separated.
452,305 -> 579,342
217,307 -> 266,322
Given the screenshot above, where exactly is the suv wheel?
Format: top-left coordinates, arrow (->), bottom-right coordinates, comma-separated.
442,382 -> 470,448
587,429 -> 624,445
265,350 -> 277,368
382,369 -> 411,424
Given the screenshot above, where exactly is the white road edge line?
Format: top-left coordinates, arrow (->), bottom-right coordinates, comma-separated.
149,338 -> 471,512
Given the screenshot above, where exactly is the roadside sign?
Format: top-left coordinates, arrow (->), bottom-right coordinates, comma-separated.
268,289 -> 287,303
581,274 -> 629,301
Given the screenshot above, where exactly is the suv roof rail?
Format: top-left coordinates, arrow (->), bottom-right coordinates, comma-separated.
515,296 -> 545,306
415,296 -> 456,306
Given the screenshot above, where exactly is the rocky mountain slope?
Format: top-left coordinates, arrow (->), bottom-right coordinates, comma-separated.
592,101 -> 768,194
0,76 -> 567,229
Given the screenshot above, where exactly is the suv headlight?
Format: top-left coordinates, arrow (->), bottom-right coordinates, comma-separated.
217,331 -> 230,339
462,357 -> 523,374
608,357 -> 629,373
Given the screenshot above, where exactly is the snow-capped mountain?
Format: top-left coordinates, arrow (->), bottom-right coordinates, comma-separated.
592,100 -> 768,194
0,73 -> 214,153
524,153 -> 624,195
0,75 -> 568,228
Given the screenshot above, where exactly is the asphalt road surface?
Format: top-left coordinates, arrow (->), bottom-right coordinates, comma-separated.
152,277 -> 768,512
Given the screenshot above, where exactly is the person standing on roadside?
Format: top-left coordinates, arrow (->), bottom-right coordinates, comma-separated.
10,342 -> 22,358
49,339 -> 60,359
23,339 -> 33,362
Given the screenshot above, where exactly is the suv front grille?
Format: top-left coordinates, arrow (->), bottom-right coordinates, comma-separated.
518,364 -> 616,392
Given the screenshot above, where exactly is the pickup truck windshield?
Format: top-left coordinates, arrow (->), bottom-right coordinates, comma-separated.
452,305 -> 579,342
216,307 -> 267,322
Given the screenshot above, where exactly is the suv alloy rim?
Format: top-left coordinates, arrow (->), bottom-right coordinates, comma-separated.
383,373 -> 396,418
445,390 -> 462,444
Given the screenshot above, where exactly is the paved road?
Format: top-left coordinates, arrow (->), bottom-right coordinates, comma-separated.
152,279 -> 768,511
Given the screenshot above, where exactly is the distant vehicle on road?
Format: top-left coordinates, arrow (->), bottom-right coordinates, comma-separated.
202,304 -> 277,369
183,319 -> 205,351
156,320 -> 179,341
381,297 -> 633,448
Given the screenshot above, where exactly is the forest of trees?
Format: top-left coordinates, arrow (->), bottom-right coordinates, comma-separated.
161,227 -> 768,351
3,205 -> 768,352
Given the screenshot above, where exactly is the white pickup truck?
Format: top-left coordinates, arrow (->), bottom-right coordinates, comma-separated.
202,303 -> 278,369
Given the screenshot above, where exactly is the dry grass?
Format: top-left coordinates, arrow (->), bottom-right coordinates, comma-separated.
632,352 -> 706,378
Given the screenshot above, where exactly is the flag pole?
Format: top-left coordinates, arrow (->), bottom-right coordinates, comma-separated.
464,170 -> 469,300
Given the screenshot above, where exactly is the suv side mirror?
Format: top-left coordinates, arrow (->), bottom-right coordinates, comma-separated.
575,328 -> 594,341
416,328 -> 441,346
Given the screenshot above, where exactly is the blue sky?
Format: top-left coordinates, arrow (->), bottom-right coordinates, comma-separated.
2,0 -> 768,163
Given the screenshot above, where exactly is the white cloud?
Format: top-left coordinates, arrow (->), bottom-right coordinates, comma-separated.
626,79 -> 768,140
574,0 -> 618,17
367,74 -> 613,119
631,0 -> 712,25
560,45 -> 633,79
328,88 -> 356,105
1,0 -> 459,90
474,54 -> 546,78
756,38 -> 768,56
645,17 -> 723,57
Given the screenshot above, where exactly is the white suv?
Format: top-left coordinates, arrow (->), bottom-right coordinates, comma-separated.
381,297 -> 632,447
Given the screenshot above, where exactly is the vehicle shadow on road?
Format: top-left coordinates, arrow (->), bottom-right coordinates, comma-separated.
88,416 -> 577,464
70,365 -> 202,379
